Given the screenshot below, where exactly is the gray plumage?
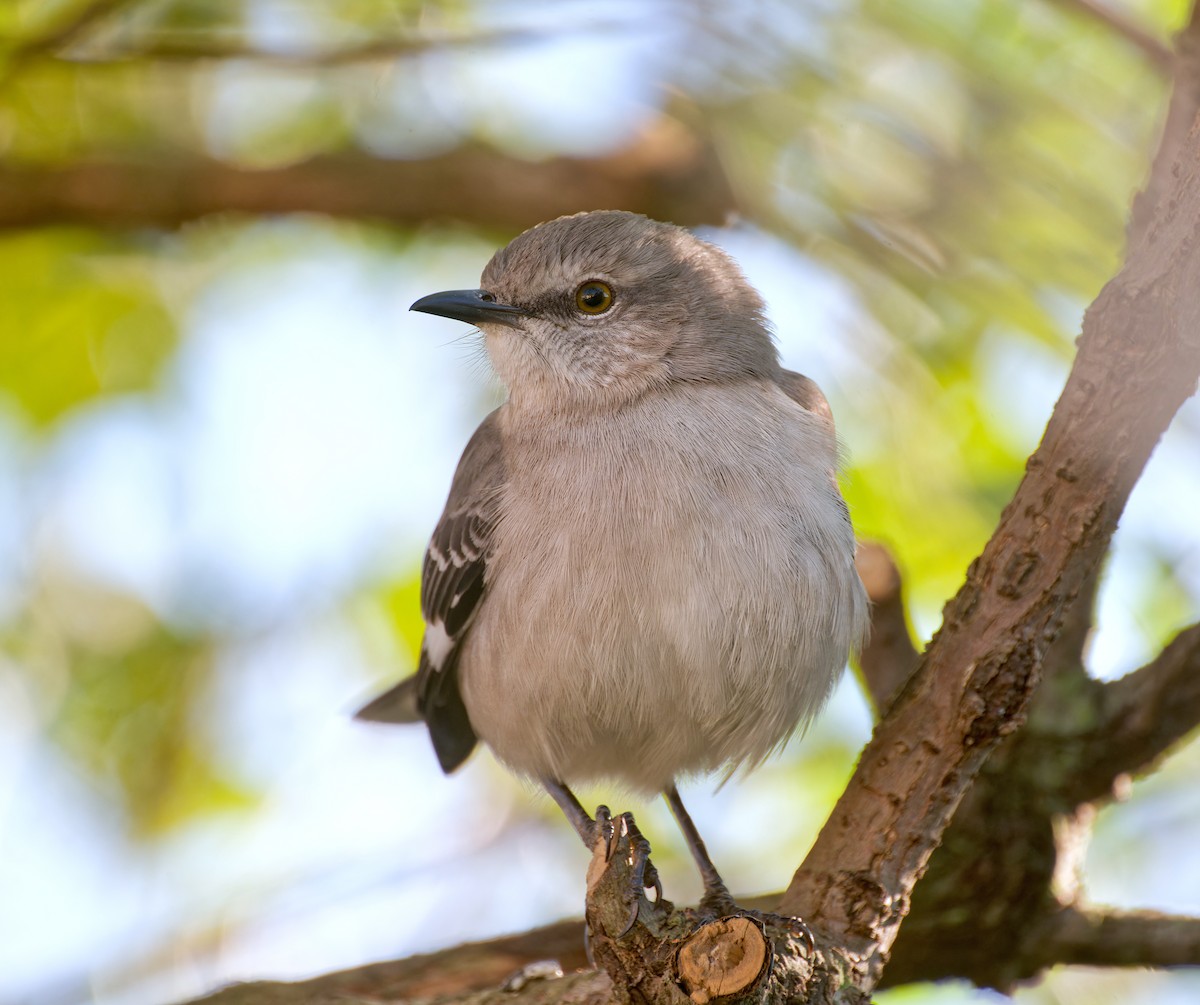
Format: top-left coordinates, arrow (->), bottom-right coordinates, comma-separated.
358,210 -> 868,898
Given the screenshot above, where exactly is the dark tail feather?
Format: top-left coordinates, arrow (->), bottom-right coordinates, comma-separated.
355,677 -> 421,724
355,666 -> 478,774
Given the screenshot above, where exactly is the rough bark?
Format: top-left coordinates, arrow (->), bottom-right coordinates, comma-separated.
778,60 -> 1200,978
865,10 -> 1200,989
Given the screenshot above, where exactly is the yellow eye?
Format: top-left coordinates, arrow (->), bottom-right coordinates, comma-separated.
575,280 -> 614,315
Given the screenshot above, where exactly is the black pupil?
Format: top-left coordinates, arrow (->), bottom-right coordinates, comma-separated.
581,286 -> 606,308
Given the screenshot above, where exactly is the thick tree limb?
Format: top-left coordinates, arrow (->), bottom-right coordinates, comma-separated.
869,556 -> 1100,989
0,127 -> 735,232
869,612 -> 1200,989
187,917 -> 598,1005
779,81 -> 1200,986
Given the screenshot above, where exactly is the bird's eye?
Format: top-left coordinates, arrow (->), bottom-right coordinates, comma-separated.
575,280 -> 614,315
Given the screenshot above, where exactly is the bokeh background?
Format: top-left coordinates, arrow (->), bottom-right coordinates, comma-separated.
1,1 -> 1198,1004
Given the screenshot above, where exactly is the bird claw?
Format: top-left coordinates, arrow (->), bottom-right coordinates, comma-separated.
726,907 -> 815,957
586,810 -> 662,940
644,856 -> 663,905
612,812 -> 658,938
592,804 -> 615,856
779,913 -> 817,956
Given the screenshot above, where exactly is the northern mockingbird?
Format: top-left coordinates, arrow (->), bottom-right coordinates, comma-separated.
359,210 -> 868,909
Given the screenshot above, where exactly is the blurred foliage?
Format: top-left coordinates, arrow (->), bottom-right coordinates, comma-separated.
0,0 -> 1197,1002
377,570 -> 424,667
699,0 -> 1172,606
17,576 -> 254,835
0,230 -> 177,425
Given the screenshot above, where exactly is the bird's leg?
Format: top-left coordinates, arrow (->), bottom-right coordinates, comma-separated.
541,777 -> 661,905
665,785 -> 816,950
664,784 -> 739,915
542,776 -> 607,847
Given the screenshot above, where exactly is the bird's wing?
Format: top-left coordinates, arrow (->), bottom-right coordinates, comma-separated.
356,411 -> 505,774
777,369 -> 834,429
777,367 -> 858,540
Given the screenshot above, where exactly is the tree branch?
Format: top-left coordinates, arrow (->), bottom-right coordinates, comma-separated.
53,26 -> 610,67
779,72 -> 1200,986
0,127 -> 736,232
864,620 -> 1198,988
1062,623 -> 1200,805
185,895 -> 1200,1005
1050,0 -> 1174,72
1032,905 -> 1200,971
1129,5 -> 1200,244
1040,555 -> 1102,681
854,542 -> 920,714
0,0 -> 135,87
187,916 -> 598,1005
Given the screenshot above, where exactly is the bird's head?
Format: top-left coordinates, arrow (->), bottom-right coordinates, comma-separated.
411,211 -> 779,413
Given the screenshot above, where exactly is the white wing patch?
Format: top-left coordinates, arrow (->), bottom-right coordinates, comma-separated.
423,619 -> 455,671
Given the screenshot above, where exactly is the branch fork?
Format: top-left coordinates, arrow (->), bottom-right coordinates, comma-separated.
582,811 -> 857,1005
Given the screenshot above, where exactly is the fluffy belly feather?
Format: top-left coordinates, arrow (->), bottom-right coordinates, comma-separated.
459,383 -> 867,793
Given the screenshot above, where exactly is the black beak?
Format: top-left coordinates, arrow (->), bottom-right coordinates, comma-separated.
410,288 -> 528,329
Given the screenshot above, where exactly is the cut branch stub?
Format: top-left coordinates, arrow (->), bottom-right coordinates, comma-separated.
582,811 -> 865,1005
676,917 -> 769,1004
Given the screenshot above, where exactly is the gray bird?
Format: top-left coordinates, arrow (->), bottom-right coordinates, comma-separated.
358,210 -> 868,909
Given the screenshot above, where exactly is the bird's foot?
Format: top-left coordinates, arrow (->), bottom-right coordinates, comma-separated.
734,907 -> 816,956
586,808 -> 663,938
696,881 -> 814,955
698,877 -> 741,918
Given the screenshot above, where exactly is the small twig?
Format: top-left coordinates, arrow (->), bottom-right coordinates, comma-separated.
1033,905 -> 1200,970
1050,0 -> 1174,72
51,25 -> 600,67
0,0 -> 133,87
1063,623 -> 1200,806
854,542 -> 920,714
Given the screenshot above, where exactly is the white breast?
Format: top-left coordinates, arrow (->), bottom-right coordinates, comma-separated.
460,380 -> 868,793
